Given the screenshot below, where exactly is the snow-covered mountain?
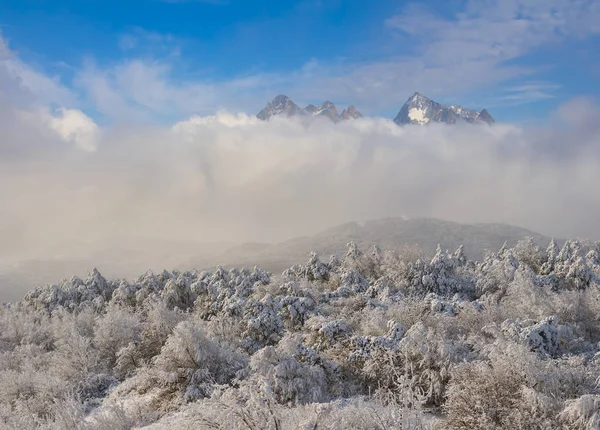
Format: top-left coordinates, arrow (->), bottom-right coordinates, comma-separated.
256,93 -> 492,125
393,92 -> 495,125
340,105 -> 363,120
257,93 -> 491,125
256,95 -> 304,120
256,95 -> 363,122
303,101 -> 340,122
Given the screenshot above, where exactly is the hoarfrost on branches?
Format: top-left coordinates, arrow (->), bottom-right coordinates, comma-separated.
3,237 -> 600,428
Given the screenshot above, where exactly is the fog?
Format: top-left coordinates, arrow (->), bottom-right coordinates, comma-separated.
3,105 -> 600,254
2,48 -> 600,299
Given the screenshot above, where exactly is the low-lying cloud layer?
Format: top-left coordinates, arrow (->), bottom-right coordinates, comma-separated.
2,26 -> 600,301
2,99 -> 600,265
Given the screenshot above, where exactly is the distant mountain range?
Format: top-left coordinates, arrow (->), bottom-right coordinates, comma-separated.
198,217 -> 551,274
256,95 -> 363,122
1,217 -> 550,301
256,93 -> 494,125
393,92 -> 495,125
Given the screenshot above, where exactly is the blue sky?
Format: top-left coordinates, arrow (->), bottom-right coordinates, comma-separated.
1,0 -> 599,123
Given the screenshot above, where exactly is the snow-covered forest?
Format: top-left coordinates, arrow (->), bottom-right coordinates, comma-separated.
2,237 -> 600,429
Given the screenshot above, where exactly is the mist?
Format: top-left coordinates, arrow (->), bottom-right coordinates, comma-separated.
2,61 -> 600,299
3,104 -> 600,250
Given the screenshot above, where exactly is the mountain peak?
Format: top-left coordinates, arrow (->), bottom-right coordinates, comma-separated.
478,109 -> 495,124
340,105 -> 363,120
257,96 -> 362,122
394,93 -> 494,126
256,95 -> 304,120
408,92 -> 432,104
273,94 -> 291,103
257,93 -> 492,125
309,101 -> 339,122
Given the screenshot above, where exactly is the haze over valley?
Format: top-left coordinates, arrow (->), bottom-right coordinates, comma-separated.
1,0 -> 600,428
2,80 -> 600,300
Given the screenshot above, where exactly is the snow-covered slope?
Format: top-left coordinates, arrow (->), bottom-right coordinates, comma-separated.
393,92 -> 495,126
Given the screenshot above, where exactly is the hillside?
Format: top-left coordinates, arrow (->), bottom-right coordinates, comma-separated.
214,217 -> 552,273
0,218 -> 552,301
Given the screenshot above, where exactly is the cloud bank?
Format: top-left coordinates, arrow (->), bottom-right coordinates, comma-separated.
1,25 -> 600,300
2,98 -> 600,264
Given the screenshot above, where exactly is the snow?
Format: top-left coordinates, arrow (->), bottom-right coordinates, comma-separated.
313,106 -> 325,116
49,108 -> 99,151
4,238 -> 600,428
408,107 -> 430,124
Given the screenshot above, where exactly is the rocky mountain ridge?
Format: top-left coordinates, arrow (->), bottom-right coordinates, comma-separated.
256,95 -> 363,122
256,93 -> 494,125
393,92 -> 495,125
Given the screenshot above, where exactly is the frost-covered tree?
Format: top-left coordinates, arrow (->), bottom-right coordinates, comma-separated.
242,294 -> 285,354
4,237 -> 600,428
406,245 -> 474,298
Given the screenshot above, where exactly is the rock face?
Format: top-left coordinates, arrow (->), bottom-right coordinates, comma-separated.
478,108 -> 495,124
340,105 -> 363,120
257,93 -> 492,125
257,96 -> 362,122
256,95 -> 304,121
306,101 -> 340,122
393,92 -> 495,125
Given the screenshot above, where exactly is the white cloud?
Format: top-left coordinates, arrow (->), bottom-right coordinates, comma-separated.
0,34 -> 97,154
63,0 -> 599,120
486,81 -> 562,105
4,1 -> 600,122
0,34 -> 77,107
554,96 -> 599,128
290,0 -> 599,111
2,24 -> 600,276
48,108 -> 99,152
2,101 -> 600,263
387,0 -> 600,59
173,110 -> 260,132
76,59 -> 220,120
118,28 -> 182,57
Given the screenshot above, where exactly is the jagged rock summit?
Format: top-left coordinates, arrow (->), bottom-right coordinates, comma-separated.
393,92 -> 494,125
256,95 -> 304,121
257,93 -> 492,125
340,105 -> 363,120
256,95 -> 363,122
477,108 -> 495,124
303,101 -> 340,122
